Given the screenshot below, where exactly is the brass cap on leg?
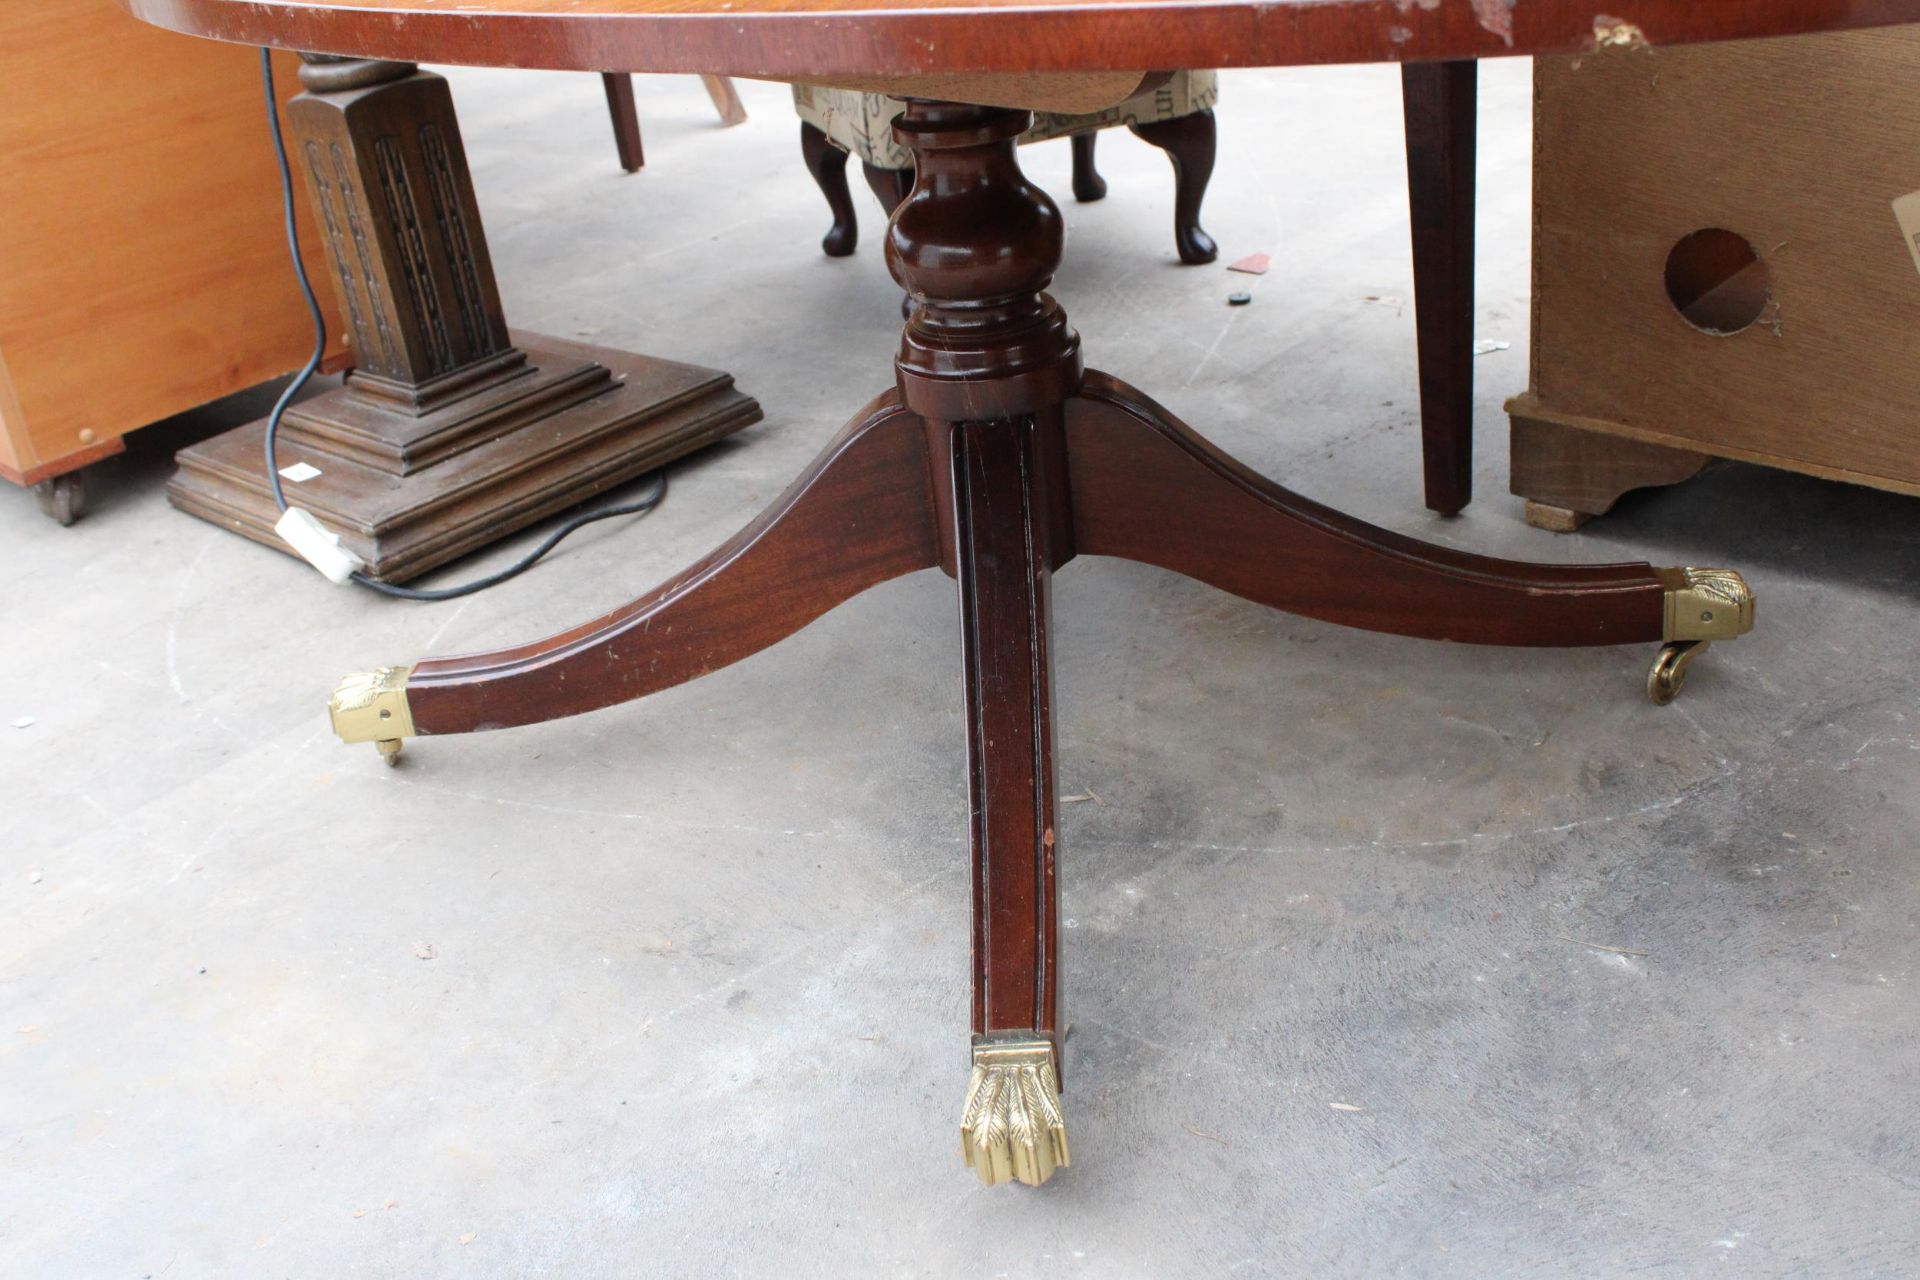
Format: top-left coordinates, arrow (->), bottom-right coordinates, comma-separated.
329,665 -> 415,763
1657,567 -> 1755,643
960,1035 -> 1070,1188
1648,569 -> 1753,705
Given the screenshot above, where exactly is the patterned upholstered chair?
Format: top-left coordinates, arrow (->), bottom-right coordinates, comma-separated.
794,72 -> 1219,265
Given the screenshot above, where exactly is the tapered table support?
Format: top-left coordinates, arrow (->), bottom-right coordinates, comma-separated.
330,98 -> 1755,1188
1402,60 -> 1478,516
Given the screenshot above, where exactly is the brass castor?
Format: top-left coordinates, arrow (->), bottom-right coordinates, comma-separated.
1648,639 -> 1708,705
329,666 -> 415,765
1648,567 -> 1757,704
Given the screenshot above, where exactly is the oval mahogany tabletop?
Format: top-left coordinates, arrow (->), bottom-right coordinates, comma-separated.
122,0 -> 1920,81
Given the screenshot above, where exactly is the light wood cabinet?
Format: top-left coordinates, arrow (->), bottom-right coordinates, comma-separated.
0,1 -> 344,513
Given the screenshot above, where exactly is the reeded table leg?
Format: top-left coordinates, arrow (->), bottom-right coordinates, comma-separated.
949,415 -> 1070,1187
331,96 -> 1754,1190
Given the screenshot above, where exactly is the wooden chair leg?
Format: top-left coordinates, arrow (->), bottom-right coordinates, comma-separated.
1402,60 -> 1477,515
861,161 -> 914,218
347,391 -> 940,737
859,163 -> 917,317
601,72 -> 644,173
1127,109 -> 1218,264
1069,132 -> 1107,202
699,74 -> 747,126
800,121 -> 859,256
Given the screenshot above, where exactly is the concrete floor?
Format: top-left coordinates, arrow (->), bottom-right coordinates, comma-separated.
5,62 -> 1918,1278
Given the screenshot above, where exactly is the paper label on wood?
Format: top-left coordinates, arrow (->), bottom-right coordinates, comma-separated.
1892,190 -> 1920,279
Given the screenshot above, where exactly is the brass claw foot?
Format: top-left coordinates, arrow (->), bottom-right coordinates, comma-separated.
329,666 -> 415,765
1649,567 -> 1755,704
960,1035 -> 1070,1188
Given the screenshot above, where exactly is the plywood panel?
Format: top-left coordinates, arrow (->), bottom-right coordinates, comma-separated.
1526,29 -> 1920,492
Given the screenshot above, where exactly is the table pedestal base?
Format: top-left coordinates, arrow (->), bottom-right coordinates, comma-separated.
327,100 -> 1755,1187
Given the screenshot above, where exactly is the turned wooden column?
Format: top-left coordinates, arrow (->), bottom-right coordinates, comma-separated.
168,56 -> 760,582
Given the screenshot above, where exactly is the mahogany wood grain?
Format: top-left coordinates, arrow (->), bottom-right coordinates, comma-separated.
949,413 -> 1066,1044
112,0 -> 1812,1184
602,73 -> 644,171
120,0 -> 1920,81
405,390 -> 940,734
885,103 -> 1082,422
398,102 -> 1675,1055
1068,372 -> 1666,647
1401,60 -> 1477,516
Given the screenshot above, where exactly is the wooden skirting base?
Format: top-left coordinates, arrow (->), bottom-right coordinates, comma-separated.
167,331 -> 762,583
1507,396 -> 1712,533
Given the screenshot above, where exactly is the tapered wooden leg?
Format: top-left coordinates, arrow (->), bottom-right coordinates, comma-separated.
1128,109 -> 1218,264
602,72 -> 643,172
698,74 -> 747,127
949,413 -> 1070,1188
800,121 -> 858,256
1069,132 -> 1106,202
1402,60 -> 1477,514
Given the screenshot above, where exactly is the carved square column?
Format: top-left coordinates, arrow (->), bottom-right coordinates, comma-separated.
169,57 -> 761,583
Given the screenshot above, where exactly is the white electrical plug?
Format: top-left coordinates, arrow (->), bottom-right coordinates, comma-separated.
274,507 -> 367,585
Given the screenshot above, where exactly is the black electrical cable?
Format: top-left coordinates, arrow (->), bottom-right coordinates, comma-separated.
257,49 -> 665,601
259,47 -> 329,519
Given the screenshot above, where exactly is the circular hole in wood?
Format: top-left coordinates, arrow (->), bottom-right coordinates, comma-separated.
1664,228 -> 1771,336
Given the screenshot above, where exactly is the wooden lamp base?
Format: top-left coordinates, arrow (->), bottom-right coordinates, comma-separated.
163,57 -> 761,582
167,331 -> 759,583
